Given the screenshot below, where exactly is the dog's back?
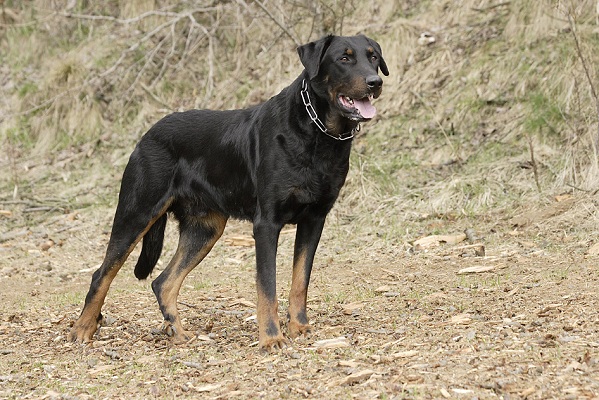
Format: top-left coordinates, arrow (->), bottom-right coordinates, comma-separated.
69,34 -> 388,350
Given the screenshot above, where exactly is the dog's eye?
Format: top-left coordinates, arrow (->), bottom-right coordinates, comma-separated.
340,56 -> 350,62
370,55 -> 378,62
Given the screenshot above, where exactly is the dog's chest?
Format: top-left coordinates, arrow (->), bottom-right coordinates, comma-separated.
287,160 -> 347,206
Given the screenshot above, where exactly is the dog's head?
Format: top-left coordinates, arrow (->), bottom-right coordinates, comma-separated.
297,35 -> 388,122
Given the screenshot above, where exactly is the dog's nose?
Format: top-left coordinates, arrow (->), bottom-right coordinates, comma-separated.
366,75 -> 383,90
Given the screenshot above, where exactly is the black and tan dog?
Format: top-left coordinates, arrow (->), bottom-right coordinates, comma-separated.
69,34 -> 388,350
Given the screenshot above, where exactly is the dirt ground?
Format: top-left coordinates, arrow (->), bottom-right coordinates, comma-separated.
3,1 -> 599,398
1,155 -> 599,400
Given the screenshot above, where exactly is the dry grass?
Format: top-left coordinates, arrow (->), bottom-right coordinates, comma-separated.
0,1 -> 597,233
3,3 -> 599,399
1,0 -> 598,243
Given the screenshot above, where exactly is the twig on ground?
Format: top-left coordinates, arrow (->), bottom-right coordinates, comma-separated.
528,136 -> 542,192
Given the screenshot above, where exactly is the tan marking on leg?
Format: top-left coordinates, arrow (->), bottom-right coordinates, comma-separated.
154,211 -> 227,343
288,249 -> 311,338
68,264 -> 120,342
257,284 -> 287,351
69,198 -> 174,343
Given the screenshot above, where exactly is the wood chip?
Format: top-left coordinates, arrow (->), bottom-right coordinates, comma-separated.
391,350 -> 419,359
454,243 -> 486,256
440,388 -> 451,398
342,302 -> 364,315
181,361 -> 203,369
413,233 -> 467,248
450,313 -> 471,324
338,360 -> 360,368
520,387 -> 537,397
337,369 -> 374,385
228,298 -> 256,308
312,336 -> 350,349
452,388 -> 473,394
190,383 -> 221,392
224,235 -> 254,247
88,364 -> 118,375
457,265 -> 495,274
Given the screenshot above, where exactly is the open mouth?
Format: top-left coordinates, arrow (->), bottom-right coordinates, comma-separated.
338,94 -> 376,120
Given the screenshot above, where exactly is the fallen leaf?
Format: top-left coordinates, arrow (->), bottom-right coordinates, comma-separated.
41,240 -> 55,251
450,313 -> 471,324
88,364 -> 119,375
457,265 -> 495,274
374,285 -> 392,293
563,361 -> 586,373
587,242 -> 599,256
520,387 -> 536,396
555,194 -> 572,202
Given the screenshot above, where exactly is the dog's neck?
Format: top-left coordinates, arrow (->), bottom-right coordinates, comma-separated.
300,79 -> 358,141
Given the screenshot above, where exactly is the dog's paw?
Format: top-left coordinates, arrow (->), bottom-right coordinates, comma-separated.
288,320 -> 311,338
161,321 -> 193,344
259,334 -> 288,352
68,321 -> 98,343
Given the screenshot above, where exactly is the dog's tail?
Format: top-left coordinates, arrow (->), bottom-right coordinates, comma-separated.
134,214 -> 167,280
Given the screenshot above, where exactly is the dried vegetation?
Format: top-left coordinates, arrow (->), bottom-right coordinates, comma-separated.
1,0 -> 599,399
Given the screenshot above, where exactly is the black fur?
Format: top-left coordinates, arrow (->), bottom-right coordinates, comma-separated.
70,34 -> 388,349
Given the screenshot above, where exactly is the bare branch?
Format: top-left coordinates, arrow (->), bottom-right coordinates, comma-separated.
567,9 -> 599,153
249,0 -> 300,46
56,8 -> 217,24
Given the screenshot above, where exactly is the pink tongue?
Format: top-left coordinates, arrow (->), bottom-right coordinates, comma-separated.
354,98 -> 376,119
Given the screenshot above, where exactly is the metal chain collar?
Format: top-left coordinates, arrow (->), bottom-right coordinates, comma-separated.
301,79 -> 358,141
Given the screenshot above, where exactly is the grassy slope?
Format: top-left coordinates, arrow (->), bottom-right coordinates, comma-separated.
1,0 -> 599,241
2,3 -> 599,399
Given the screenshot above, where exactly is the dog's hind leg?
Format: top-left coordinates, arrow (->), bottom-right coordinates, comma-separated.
151,211 -> 227,343
69,144 -> 176,343
68,196 -> 173,343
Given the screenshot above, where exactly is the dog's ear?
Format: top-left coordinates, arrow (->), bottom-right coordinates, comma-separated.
297,35 -> 334,80
366,37 -> 389,77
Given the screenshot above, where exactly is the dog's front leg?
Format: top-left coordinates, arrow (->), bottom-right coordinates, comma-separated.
253,218 -> 286,350
288,215 -> 326,338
